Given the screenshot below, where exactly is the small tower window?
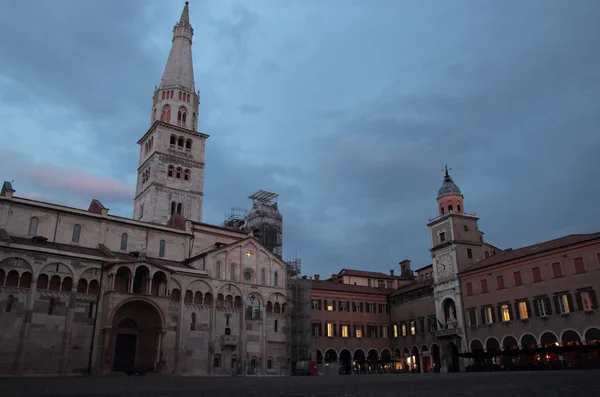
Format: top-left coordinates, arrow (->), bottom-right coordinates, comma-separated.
467,248 -> 473,259
161,105 -> 171,122
448,205 -> 453,213
159,239 -> 166,257
184,169 -> 191,181
72,224 -> 81,243
28,217 -> 38,236
182,112 -> 187,125
177,111 -> 182,125
176,167 -> 182,179
439,232 -> 446,242
440,207 -> 444,215
170,90 -> 174,98
170,135 -> 176,147
170,201 -> 176,215
161,91 -> 165,100
168,165 -> 174,177
176,202 -> 183,215
187,93 -> 190,102
185,139 -> 192,151
177,137 -> 184,149
120,233 -> 128,251
457,204 -> 461,212
178,91 -> 182,100
463,225 -> 468,232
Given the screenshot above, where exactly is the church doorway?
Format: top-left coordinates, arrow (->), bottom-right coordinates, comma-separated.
109,300 -> 164,373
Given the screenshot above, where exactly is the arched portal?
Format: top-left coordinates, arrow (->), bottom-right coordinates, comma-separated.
353,349 -> 366,374
431,344 -> 441,373
444,342 -> 460,372
324,348 -> 338,363
108,299 -> 163,373
339,349 -> 352,375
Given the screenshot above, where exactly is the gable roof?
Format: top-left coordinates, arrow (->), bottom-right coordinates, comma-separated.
461,232 -> 600,274
337,268 -> 405,280
184,235 -> 280,264
310,280 -> 395,296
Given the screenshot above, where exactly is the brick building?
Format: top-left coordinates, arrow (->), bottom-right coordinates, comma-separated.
0,3 -> 291,377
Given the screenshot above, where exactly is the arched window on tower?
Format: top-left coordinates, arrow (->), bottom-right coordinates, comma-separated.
28,217 -> 38,236
170,201 -> 176,215
457,204 -> 461,212
177,110 -> 182,125
170,135 -> 176,148
168,165 -> 174,177
192,113 -> 196,130
161,105 -> 171,123
176,202 -> 183,215
448,205 -> 453,213
170,90 -> 174,98
182,112 -> 187,125
187,93 -> 190,102
184,169 -> 191,181
178,91 -> 182,100
161,91 -> 165,100
177,137 -> 184,150
176,167 -> 182,179
440,207 -> 445,215
120,233 -> 128,251
178,106 -> 187,127
185,139 -> 192,151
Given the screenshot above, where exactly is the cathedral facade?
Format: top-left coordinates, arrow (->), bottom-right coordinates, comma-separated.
0,3 -> 290,376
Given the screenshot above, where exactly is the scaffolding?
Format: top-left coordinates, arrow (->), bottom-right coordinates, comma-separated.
288,273 -> 312,375
223,207 -> 248,230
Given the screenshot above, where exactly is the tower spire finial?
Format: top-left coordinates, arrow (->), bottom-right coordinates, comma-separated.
442,164 -> 452,178
180,2 -> 190,24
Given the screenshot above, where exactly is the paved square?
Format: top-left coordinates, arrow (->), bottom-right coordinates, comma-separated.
0,370 -> 597,397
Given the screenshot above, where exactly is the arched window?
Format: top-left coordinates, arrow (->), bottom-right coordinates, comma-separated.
184,169 -> 191,181
168,165 -> 174,177
28,217 -> 38,236
192,113 -> 196,129
274,319 -> 278,332
215,262 -> 221,280
245,295 -> 261,320
120,233 -> 128,251
170,201 -> 176,215
182,112 -> 187,124
176,202 -> 183,215
230,263 -> 235,281
161,105 -> 171,123
274,272 -> 279,287
185,139 -> 192,151
177,110 -> 182,125
190,313 -> 196,331
440,207 -> 445,215
187,93 -> 190,102
260,269 -> 266,285
177,137 -> 184,149
170,90 -> 174,98
448,205 -> 453,213
72,224 -> 81,243
170,135 -> 176,146
457,204 -> 461,212
176,167 -> 182,179
178,91 -> 182,100
161,91 -> 165,100
159,239 -> 166,257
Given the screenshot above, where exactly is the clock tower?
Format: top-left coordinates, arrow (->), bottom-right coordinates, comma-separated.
427,166 -> 483,372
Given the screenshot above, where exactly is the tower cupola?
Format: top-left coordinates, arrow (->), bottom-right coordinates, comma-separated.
436,166 -> 464,216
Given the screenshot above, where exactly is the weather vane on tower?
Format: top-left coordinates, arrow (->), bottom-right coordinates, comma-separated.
442,164 -> 452,176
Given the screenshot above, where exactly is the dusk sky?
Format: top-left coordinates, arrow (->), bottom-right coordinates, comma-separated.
1,1 -> 598,277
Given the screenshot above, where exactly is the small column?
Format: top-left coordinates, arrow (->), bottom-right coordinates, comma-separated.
173,293 -> 184,373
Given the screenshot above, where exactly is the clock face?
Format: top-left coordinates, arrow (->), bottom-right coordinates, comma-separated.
437,254 -> 453,278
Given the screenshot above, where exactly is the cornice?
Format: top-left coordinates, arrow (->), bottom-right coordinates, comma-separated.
138,121 -> 209,144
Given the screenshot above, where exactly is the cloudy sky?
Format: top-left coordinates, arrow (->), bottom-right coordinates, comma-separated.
1,0 -> 599,277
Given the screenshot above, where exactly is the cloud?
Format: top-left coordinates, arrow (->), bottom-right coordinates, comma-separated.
1,0 -> 599,278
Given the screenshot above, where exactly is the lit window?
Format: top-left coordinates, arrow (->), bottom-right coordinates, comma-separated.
355,326 -> 362,338
326,323 -> 334,337
557,294 -> 571,314
483,307 -> 493,324
581,291 -> 593,311
326,300 -> 334,311
401,323 -> 407,336
409,321 -> 416,335
501,304 -> 511,322
393,324 -> 398,338
381,326 -> 388,338
518,301 -> 529,319
341,325 -> 349,338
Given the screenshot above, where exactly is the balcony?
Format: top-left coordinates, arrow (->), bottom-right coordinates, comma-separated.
221,335 -> 239,348
435,327 -> 462,338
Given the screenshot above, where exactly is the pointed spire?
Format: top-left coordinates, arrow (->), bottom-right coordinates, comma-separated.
180,2 -> 190,24
159,2 -> 195,90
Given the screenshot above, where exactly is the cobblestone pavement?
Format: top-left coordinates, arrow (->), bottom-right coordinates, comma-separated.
0,370 -> 597,397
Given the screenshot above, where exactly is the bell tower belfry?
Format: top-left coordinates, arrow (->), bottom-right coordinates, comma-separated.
133,2 -> 208,225
427,166 -> 482,372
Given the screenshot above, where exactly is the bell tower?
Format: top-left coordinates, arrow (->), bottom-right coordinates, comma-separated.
427,166 -> 481,372
133,2 -> 208,225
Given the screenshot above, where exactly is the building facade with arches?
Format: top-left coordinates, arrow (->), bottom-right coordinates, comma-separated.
0,3 -> 291,376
